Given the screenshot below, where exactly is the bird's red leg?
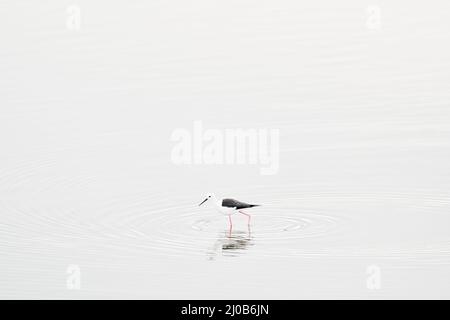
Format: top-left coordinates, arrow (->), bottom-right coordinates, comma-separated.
239,210 -> 251,225
228,215 -> 233,237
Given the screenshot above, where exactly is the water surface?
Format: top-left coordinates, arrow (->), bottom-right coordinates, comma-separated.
1,1 -> 450,299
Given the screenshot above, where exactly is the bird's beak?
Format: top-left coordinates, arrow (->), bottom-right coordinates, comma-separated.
199,198 -> 208,206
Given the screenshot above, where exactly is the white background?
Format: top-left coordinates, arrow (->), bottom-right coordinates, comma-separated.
1,1 -> 450,298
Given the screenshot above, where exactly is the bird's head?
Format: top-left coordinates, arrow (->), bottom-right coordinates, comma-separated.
199,193 -> 215,206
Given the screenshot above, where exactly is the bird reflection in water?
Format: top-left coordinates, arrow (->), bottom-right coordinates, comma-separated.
207,229 -> 253,260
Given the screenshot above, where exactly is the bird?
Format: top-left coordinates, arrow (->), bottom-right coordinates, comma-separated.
198,193 -> 260,232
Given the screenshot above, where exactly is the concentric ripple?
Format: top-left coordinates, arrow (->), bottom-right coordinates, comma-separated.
118,201 -> 345,258
1,187 -> 450,262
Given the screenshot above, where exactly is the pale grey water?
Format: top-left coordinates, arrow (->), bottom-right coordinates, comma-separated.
1,1 -> 450,299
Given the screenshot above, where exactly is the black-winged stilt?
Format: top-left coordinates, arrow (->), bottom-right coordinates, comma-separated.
198,193 -> 260,232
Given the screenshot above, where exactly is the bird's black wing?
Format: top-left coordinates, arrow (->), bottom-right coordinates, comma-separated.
222,198 -> 259,209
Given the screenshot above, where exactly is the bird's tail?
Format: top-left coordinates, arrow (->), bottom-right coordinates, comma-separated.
249,204 -> 260,208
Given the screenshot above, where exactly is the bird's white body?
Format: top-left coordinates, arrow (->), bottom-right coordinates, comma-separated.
205,195 -> 237,215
